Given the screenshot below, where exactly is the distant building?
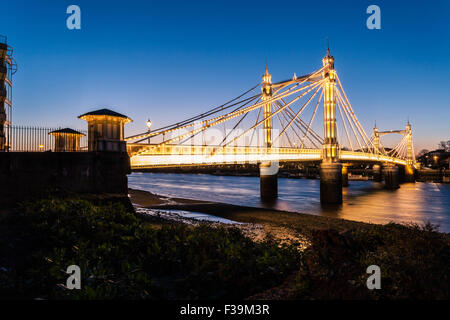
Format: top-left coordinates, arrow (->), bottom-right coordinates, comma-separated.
49,128 -> 85,152
0,35 -> 17,151
78,108 -> 132,152
417,149 -> 450,169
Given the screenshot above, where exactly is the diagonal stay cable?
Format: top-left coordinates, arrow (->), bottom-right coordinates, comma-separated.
301,90 -> 323,149
272,86 -> 321,146
222,81 -> 323,148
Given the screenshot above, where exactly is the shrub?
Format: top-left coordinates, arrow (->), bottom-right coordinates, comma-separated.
0,198 -> 299,299
293,223 -> 450,299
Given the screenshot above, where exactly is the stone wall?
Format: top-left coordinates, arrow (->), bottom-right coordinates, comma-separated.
0,152 -> 130,206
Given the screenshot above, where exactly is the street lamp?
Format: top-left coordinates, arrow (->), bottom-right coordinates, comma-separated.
146,119 -> 152,144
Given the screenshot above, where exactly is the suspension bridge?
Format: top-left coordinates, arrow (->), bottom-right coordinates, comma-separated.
124,47 -> 417,203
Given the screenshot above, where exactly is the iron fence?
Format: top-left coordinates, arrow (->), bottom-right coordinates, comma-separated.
2,125 -> 88,152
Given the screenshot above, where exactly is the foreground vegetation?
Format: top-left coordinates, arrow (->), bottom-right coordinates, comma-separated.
293,223 -> 450,299
0,198 -> 298,299
1,197 -> 449,300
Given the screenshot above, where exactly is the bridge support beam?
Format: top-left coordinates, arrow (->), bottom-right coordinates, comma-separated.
320,162 -> 343,204
373,164 -> 382,182
383,164 -> 399,189
341,164 -> 349,187
260,161 -> 278,202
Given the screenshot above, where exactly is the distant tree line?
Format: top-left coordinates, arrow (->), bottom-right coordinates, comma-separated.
438,140 -> 450,152
417,140 -> 450,158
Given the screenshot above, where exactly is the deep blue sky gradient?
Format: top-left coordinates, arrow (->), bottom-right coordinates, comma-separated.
1,0 -> 449,150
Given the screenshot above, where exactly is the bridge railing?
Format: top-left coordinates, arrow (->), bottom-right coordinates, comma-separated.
340,150 -> 408,166
1,125 -> 88,152
127,143 -> 323,167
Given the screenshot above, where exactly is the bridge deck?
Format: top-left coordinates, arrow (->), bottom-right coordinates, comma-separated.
128,144 -> 407,168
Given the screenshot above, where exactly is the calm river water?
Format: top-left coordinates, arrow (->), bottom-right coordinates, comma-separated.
129,172 -> 450,233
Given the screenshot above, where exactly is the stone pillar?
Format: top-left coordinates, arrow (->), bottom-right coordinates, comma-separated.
320,162 -> 343,204
373,164 -> 382,182
383,164 -> 399,189
78,109 -> 132,152
341,164 -> 349,187
260,161 -> 278,202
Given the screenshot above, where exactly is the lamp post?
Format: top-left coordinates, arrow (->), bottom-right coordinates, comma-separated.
146,119 -> 152,144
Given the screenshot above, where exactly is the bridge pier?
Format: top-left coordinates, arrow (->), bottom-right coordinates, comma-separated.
383,164 -> 399,189
341,164 -> 349,187
404,165 -> 416,182
320,162 -> 343,204
260,161 -> 278,202
373,164 -> 382,182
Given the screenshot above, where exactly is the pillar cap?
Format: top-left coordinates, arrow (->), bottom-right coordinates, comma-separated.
78,108 -> 133,124
48,128 -> 85,136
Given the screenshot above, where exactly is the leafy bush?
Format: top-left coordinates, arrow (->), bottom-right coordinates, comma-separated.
293,223 -> 450,299
0,198 -> 299,299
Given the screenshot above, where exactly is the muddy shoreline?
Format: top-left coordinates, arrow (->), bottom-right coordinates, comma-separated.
128,188 -> 375,243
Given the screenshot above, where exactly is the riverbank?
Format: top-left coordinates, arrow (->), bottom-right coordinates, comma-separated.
128,188 -> 450,299
1,191 -> 449,299
129,188 -> 371,240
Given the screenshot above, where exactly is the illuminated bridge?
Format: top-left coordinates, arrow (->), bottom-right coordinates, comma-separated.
125,47 -> 417,203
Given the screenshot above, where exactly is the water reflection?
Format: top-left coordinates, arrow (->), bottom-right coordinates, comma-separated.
129,172 -> 450,233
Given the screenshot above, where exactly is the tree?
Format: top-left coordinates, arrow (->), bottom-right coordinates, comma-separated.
417,149 -> 429,157
438,141 -> 450,152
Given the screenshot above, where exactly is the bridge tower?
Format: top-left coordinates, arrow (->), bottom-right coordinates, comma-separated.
259,66 -> 278,201
319,45 -> 343,204
406,121 -> 413,166
372,124 -> 382,181
404,121 -> 415,182
373,124 -> 380,154
262,66 -> 273,148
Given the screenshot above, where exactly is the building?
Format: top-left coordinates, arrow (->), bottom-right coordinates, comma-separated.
417,149 -> 450,169
49,128 -> 85,152
0,35 -> 17,151
78,108 -> 132,152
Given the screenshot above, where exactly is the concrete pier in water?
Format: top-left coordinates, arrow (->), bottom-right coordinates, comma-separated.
341,164 -> 349,187
404,165 -> 416,182
373,164 -> 382,182
320,162 -> 343,204
383,164 -> 400,189
259,161 -> 278,202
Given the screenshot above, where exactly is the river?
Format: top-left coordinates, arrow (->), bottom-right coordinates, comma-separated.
128,172 -> 450,233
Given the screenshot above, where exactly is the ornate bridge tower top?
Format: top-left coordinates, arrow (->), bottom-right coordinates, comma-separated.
373,123 -> 380,153
322,39 -> 335,70
321,43 -> 339,162
261,66 -> 273,148
406,121 -> 414,166
262,66 -> 272,90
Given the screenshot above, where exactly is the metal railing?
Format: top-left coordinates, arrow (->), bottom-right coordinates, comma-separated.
2,125 -> 88,152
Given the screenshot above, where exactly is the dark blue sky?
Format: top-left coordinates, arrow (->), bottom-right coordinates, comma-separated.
1,0 -> 449,150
